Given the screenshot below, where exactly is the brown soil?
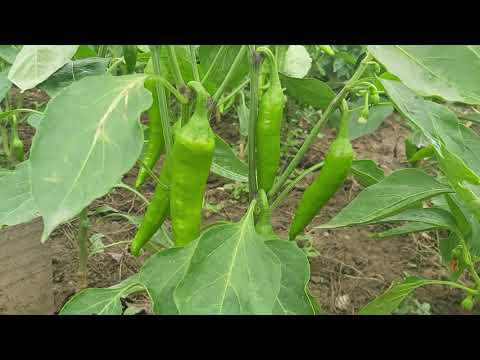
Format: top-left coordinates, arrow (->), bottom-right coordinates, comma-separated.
8,92 -> 478,315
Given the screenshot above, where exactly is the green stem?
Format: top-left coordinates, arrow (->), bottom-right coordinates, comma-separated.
98,45 -> 108,58
248,46 -> 260,200
216,78 -> 250,108
268,53 -> 373,198
149,45 -> 173,155
180,103 -> 190,127
212,45 -> 247,102
270,161 -> 324,210
115,182 -> 150,206
201,45 -> 226,85
0,108 -> 43,124
1,126 -> 10,158
166,45 -> 185,87
459,236 -> 480,289
148,75 -> 188,104
189,45 -> 200,82
76,208 -> 89,291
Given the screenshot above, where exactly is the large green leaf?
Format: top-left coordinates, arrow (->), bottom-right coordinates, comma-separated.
59,276 -> 144,315
359,276 -> 437,315
38,57 -> 109,97
0,161 -> 38,227
0,67 -> 12,103
8,45 -> 79,91
280,74 -> 335,111
198,45 -> 249,95
351,159 -> 385,187
265,240 -> 318,315
318,169 -> 454,229
0,45 -> 19,64
29,74 -> 151,242
369,45 -> 480,105
139,246 -> 197,315
381,77 -> 464,152
211,134 -> 248,183
174,202 -> 282,314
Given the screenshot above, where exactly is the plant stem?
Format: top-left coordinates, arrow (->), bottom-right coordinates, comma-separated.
148,75 -> 188,104
268,53 -> 373,198
271,161 -> 324,210
212,45 -> 247,102
166,45 -> 185,87
0,108 -> 43,124
150,45 -> 173,155
248,46 -> 260,200
189,45 -> 200,82
217,78 -> 250,108
201,45 -> 226,85
115,182 -> 150,206
98,45 -> 108,58
76,208 -> 89,291
1,126 -> 10,158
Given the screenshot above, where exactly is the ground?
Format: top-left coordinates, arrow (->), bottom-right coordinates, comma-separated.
7,88 -> 477,315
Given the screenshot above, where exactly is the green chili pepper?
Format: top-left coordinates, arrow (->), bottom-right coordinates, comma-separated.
11,115 -> 24,163
256,47 -> 285,193
170,81 -> 215,246
289,99 -> 354,240
122,45 -> 137,74
130,155 -> 172,257
461,295 -> 475,311
135,78 -> 166,188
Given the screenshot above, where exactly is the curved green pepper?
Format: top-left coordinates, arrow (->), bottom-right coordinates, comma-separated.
11,116 -> 24,163
170,81 -> 215,246
256,47 -> 285,193
289,100 -> 354,240
130,155 -> 172,257
135,78 -> 166,188
123,45 -> 138,74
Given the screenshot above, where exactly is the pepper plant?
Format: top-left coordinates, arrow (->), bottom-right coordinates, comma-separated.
1,44 -> 480,315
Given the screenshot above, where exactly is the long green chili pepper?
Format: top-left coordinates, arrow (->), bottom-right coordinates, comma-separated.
256,46 -> 285,193
289,99 -> 354,240
135,78 -> 166,188
130,155 -> 172,257
170,81 -> 215,246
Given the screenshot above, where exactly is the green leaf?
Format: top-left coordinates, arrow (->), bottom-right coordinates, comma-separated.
265,240 -> 318,315
139,246 -> 197,314
369,45 -> 480,105
381,77 -> 464,152
359,276 -> 436,315
375,222 -> 438,239
174,202 -> 282,314
0,45 -> 19,64
351,159 -> 385,187
282,45 -> 312,78
198,45 -> 249,95
59,276 -> 144,315
318,169 -> 454,229
38,57 -> 109,97
348,104 -> 393,140
8,45 -> 79,91
376,207 -> 460,234
26,112 -> 43,129
281,75 -> 335,110
0,67 -> 12,103
0,161 -> 39,227
29,74 -> 151,242
74,45 -> 97,60
211,134 -> 248,183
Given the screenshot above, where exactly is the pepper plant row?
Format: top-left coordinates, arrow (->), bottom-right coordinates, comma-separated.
1,45 -> 480,314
